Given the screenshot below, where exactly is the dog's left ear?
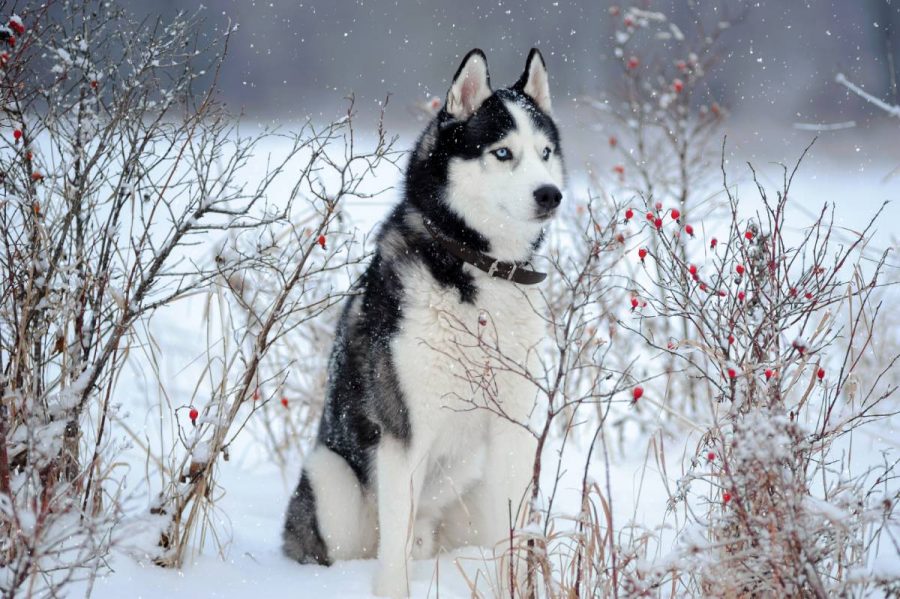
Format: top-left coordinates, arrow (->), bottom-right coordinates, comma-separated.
514,48 -> 552,113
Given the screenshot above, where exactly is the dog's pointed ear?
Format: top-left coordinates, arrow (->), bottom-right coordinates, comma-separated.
515,48 -> 552,113
446,49 -> 492,120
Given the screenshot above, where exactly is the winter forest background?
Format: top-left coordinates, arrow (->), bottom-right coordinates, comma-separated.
1,0 -> 899,597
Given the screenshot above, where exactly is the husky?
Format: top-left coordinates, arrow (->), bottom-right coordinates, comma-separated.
282,48 -> 564,598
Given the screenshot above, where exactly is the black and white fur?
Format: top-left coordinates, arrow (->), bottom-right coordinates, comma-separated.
283,48 -> 564,598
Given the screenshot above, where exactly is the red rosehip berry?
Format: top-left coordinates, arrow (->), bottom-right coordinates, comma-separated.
90,80 -> 99,89
281,397 -> 289,408
737,291 -> 746,302
613,164 -> 625,177
317,234 -> 327,249
646,211 -> 654,221
710,237 -> 718,249
189,408 -> 199,423
653,217 -> 663,230
8,17 -> 25,35
655,201 -> 662,211
13,129 -> 22,141
684,224 -> 694,237
638,248 -> 648,261
688,264 -> 697,276
670,208 -> 680,221
805,292 -> 813,300
728,334 -> 735,345
699,282 -> 707,292
672,78 -> 684,93
624,208 -> 633,221
817,367 -> 825,381
764,368 -> 774,381
707,451 -> 715,462
736,264 -> 745,276
632,386 -> 643,401
630,297 -> 639,309
744,230 -> 754,240
627,56 -> 639,70
609,136 -> 618,148
790,287 -> 798,297
723,492 -> 732,504
727,367 -> 737,379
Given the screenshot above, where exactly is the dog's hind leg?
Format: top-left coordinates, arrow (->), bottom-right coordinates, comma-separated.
373,436 -> 428,599
283,445 -> 376,564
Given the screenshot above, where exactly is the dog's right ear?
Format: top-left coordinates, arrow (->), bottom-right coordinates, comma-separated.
445,49 -> 492,120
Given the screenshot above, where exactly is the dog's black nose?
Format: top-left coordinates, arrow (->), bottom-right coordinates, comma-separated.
533,185 -> 562,211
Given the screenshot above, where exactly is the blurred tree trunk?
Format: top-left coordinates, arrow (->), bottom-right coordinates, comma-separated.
874,0 -> 900,102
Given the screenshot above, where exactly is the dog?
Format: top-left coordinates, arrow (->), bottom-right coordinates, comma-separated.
282,47 -> 564,598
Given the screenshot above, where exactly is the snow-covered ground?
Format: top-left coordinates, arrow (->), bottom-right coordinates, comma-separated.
67,116 -> 900,598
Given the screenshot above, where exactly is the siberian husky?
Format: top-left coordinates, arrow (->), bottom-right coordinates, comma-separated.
283,47 -> 564,598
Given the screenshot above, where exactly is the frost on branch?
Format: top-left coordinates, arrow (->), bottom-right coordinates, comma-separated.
0,3 -> 398,595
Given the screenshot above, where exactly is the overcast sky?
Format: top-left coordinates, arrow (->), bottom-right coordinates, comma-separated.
121,0 -> 899,129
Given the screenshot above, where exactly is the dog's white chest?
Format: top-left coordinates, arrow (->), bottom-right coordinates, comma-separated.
392,265 -> 542,443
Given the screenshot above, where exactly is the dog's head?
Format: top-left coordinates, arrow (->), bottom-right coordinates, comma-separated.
409,48 -> 564,262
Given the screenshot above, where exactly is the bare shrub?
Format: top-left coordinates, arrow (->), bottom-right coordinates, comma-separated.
0,2 -> 397,594
452,5 -> 900,596
150,102 -> 398,567
449,146 -> 898,598
615,143 -> 899,597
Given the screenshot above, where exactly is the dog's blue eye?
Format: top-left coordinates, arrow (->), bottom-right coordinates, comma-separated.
542,147 -> 552,161
491,147 -> 513,161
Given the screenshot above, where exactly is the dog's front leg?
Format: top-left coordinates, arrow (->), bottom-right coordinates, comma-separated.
479,420 -> 537,595
373,435 -> 427,599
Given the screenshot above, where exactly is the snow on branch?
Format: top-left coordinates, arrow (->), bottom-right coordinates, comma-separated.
835,72 -> 900,118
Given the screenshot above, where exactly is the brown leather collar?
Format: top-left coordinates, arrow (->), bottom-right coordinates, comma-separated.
423,218 -> 547,285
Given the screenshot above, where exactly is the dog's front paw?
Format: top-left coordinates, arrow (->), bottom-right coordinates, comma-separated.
373,565 -> 409,599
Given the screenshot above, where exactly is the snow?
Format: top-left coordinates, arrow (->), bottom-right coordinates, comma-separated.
75,433 -> 669,599
57,121 -> 900,597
